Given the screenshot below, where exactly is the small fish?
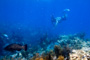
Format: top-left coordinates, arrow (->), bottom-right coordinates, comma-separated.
4,43 -> 27,52
3,34 -> 8,38
3,34 -> 9,39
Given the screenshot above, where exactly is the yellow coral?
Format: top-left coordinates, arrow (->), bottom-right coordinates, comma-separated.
35,58 -> 40,60
40,58 -> 44,60
35,57 -> 44,60
57,55 -> 64,60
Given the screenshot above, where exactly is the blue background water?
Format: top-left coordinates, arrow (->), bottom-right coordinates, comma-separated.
0,0 -> 90,44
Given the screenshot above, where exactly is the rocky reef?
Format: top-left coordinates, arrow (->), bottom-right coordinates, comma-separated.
0,33 -> 90,60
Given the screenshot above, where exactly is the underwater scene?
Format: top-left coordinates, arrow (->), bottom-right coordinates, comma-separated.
0,0 -> 90,60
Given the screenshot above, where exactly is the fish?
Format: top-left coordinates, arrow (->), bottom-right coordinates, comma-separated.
4,43 -> 27,52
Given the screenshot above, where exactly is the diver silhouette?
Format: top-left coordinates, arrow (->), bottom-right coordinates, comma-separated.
51,9 -> 70,27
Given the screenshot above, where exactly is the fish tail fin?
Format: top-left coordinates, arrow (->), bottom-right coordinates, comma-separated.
24,44 -> 27,51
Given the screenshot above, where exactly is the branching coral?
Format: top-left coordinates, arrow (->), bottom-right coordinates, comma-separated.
44,53 -> 52,60
54,45 -> 71,60
54,45 -> 63,58
62,46 -> 72,60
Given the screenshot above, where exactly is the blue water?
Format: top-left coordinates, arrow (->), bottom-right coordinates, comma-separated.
0,0 -> 90,56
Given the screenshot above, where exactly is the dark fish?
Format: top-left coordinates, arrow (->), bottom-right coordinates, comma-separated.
4,44 -> 27,52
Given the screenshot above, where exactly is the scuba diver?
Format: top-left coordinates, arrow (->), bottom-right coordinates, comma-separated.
51,9 -> 70,27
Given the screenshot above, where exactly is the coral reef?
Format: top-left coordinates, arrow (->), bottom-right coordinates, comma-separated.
57,55 -> 64,60
54,45 -> 62,58
70,47 -> 90,60
0,33 -> 90,60
57,33 -> 90,49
